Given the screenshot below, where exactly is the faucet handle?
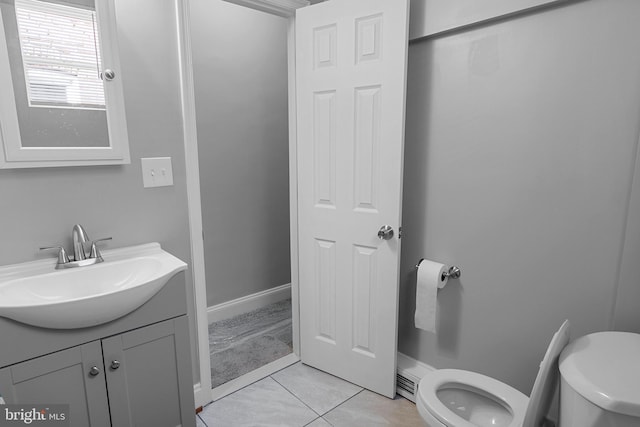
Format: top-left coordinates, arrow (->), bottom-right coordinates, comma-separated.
40,246 -> 70,264
88,237 -> 112,261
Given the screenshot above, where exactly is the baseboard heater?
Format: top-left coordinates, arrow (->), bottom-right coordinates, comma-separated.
396,371 -> 420,402
396,353 -> 434,402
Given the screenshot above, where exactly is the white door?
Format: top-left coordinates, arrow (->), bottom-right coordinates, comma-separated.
295,0 -> 409,397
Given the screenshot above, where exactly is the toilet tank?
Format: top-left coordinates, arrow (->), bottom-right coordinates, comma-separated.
559,332 -> 640,427
560,377 -> 639,427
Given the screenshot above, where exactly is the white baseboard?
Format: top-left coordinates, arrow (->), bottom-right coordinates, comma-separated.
207,283 -> 292,324
397,352 -> 435,377
210,353 -> 300,401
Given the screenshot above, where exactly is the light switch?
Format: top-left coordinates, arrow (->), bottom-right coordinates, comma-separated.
141,157 -> 174,188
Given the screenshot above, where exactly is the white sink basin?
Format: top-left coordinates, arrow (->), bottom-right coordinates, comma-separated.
0,243 -> 187,329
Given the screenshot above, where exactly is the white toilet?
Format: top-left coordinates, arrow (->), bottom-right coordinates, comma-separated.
417,320 -> 571,427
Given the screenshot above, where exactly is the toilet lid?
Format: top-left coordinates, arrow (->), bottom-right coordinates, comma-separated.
559,331 -> 640,417
522,319 -> 571,427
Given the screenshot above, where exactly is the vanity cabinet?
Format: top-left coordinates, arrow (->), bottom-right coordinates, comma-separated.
103,316 -> 194,427
0,340 -> 110,427
0,316 -> 195,427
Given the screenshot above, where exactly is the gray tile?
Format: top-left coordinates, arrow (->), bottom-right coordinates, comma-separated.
199,377 -> 317,427
271,362 -> 362,415
305,418 -> 332,427
323,390 -> 427,427
196,414 -> 208,427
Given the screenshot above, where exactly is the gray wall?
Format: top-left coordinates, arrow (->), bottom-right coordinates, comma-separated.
190,0 -> 291,307
0,0 -> 197,382
399,0 -> 640,395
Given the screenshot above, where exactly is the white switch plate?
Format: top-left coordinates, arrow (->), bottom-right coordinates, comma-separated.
141,157 -> 174,188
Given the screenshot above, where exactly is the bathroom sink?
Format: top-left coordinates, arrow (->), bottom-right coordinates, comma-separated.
0,243 -> 187,329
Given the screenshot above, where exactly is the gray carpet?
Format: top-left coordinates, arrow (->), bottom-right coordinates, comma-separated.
209,298 -> 292,388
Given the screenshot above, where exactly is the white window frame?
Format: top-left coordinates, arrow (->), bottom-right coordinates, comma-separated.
15,0 -> 106,110
0,0 -> 130,169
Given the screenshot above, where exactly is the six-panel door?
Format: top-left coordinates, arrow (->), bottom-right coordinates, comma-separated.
296,0 -> 410,398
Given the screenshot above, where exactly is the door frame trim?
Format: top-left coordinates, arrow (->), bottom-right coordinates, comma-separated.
175,0 -> 212,408
286,14 -> 301,358
179,0 -> 304,408
223,0 -> 309,18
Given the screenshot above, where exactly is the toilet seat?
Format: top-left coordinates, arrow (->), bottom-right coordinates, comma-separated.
417,320 -> 571,427
418,369 -> 529,427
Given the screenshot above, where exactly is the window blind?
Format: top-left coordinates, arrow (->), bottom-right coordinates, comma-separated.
15,0 -> 105,109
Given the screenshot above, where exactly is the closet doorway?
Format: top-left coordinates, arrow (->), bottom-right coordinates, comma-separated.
189,0 -> 295,399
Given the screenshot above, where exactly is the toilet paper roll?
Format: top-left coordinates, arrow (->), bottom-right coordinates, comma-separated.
414,259 -> 449,333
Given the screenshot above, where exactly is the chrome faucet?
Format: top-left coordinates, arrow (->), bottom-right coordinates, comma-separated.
72,224 -> 90,261
40,224 -> 112,269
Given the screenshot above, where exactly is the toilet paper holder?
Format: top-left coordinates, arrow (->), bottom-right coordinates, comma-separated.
416,258 -> 462,281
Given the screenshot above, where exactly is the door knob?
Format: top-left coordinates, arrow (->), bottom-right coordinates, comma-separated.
110,360 -> 121,370
89,366 -> 100,377
377,225 -> 394,240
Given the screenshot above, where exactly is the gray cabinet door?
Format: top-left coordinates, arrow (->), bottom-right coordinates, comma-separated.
102,316 -> 195,427
0,340 -> 111,427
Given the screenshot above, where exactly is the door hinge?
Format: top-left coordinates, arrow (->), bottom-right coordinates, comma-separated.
398,226 -> 402,239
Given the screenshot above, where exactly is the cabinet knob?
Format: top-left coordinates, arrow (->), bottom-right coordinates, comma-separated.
110,360 -> 121,370
102,69 -> 116,81
89,366 -> 100,377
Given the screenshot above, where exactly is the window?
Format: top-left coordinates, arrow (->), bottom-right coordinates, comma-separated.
15,0 -> 105,109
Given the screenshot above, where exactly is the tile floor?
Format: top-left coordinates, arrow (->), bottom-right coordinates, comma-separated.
197,362 -> 427,427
